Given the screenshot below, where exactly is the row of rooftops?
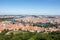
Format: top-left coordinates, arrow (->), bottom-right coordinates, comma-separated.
0,21 -> 60,33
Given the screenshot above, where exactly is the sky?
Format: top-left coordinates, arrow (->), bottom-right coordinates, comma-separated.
0,0 -> 60,15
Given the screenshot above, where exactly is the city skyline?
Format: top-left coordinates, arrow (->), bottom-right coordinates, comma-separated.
0,0 -> 60,15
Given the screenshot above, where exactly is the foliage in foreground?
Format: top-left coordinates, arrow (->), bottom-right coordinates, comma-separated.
0,30 -> 60,40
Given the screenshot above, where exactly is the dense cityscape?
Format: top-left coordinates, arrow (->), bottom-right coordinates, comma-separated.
0,15 -> 60,40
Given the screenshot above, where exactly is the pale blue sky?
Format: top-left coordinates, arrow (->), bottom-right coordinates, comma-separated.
0,0 -> 60,15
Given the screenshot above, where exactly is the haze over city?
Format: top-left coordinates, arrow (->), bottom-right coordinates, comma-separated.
0,0 -> 60,15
